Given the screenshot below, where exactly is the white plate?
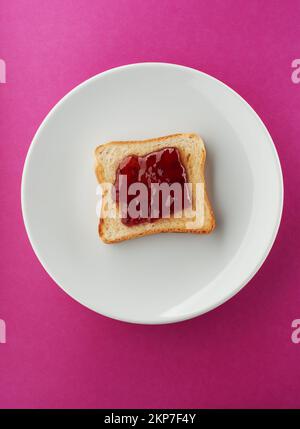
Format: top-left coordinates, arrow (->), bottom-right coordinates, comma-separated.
21,63 -> 283,324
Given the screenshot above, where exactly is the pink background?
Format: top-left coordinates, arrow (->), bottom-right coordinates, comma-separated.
0,0 -> 300,409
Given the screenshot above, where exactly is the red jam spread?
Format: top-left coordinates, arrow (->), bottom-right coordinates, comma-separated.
114,147 -> 191,226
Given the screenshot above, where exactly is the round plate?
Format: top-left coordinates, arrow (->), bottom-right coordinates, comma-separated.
21,63 -> 283,324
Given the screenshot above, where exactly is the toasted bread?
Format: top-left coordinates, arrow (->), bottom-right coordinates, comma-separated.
94,133 -> 215,243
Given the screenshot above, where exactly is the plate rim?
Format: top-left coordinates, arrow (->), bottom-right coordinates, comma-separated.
21,62 -> 284,324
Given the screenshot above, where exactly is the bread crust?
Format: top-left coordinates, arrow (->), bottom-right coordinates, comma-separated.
94,133 -> 215,243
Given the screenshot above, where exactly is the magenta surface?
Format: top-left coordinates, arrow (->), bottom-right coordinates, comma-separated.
0,0 -> 300,408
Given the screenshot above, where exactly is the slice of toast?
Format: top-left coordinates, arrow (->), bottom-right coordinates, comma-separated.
94,133 -> 215,243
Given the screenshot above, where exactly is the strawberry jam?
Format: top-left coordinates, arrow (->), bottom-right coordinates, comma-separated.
114,147 -> 191,226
